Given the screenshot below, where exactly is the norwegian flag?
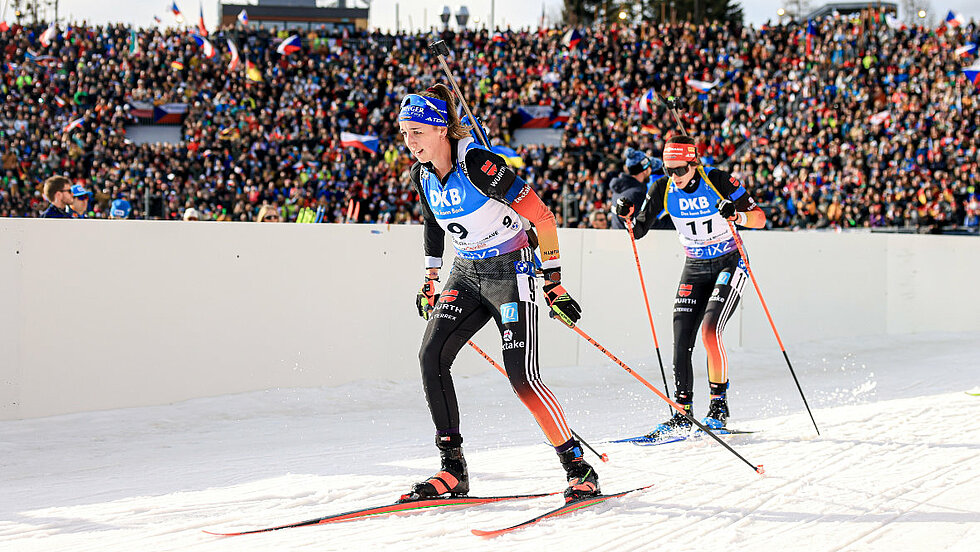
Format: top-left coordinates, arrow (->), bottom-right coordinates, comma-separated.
226,38 -> 240,71
197,2 -> 208,36
39,24 -> 57,47
276,35 -> 301,55
191,35 -> 215,59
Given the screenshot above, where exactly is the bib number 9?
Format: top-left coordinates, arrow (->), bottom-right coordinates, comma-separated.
447,222 -> 469,240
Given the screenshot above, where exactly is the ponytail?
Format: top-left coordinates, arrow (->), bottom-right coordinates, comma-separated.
419,83 -> 471,140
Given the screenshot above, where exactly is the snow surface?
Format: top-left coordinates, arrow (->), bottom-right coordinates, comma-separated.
2,332 -> 979,551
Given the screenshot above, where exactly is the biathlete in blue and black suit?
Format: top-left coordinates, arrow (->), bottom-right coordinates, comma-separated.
616,135 -> 767,440
397,83 -> 599,503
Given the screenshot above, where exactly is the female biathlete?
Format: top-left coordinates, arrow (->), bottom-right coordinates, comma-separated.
398,84 -> 598,503
615,135 -> 766,440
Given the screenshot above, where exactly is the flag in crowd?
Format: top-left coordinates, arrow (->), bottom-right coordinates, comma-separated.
227,39 -> 240,71
277,35 -> 302,55
237,10 -> 249,26
39,24 -> 56,47
63,116 -> 84,133
171,60 -> 184,70
945,11 -> 966,28
128,28 -> 139,56
153,103 -> 188,124
191,35 -> 215,59
963,62 -> 980,87
884,14 -> 905,31
53,96 -> 66,108
171,2 -> 184,24
806,20 -> 817,56
869,110 -> 891,125
153,16 -> 162,24
340,132 -> 379,154
197,1 -> 208,36
637,89 -> 657,114
562,28 -> 582,49
246,61 -> 263,82
955,43 -> 978,58
514,105 -> 569,128
492,32 -> 506,43
490,145 -> 525,169
685,79 -> 719,94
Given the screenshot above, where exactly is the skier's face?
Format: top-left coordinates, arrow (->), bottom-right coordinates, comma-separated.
399,121 -> 447,164
664,161 -> 696,188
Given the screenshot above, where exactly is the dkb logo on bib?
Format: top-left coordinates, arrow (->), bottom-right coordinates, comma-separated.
430,188 -> 462,208
679,196 -> 710,211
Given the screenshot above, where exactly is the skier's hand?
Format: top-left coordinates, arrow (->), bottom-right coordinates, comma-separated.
716,198 -> 737,220
615,197 -> 634,219
542,269 -> 581,326
416,271 -> 439,320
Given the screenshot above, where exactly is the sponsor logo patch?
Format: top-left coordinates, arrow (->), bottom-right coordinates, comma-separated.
513,261 -> 535,275
500,302 -> 519,323
503,329 -> 514,342
440,290 -> 459,303
678,284 -> 693,298
480,160 -> 498,176
716,272 -> 731,286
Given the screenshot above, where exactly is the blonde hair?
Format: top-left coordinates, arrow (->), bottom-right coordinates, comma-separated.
418,83 -> 471,140
257,204 -> 281,222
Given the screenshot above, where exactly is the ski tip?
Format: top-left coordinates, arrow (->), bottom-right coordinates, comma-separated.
202,530 -> 236,537
471,528 -> 502,538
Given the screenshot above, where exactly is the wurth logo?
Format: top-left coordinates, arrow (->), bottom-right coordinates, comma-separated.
480,160 -> 498,176
430,188 -> 462,208
678,284 -> 693,298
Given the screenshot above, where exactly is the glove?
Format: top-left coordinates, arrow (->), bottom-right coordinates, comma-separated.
716,198 -> 737,220
542,269 -> 581,326
416,275 -> 439,320
615,197 -> 635,218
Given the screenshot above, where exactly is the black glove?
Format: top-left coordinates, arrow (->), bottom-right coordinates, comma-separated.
615,197 -> 635,218
716,198 -> 737,220
541,269 -> 581,326
416,277 -> 439,320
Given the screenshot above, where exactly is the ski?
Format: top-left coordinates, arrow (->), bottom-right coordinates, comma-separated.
204,492 -> 555,536
614,428 -> 756,447
471,485 -> 653,538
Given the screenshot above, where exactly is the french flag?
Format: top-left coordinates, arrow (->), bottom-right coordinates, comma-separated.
637,89 -> 657,114
955,43 -> 978,58
945,11 -> 966,28
226,38 -> 240,71
340,131 -> 379,154
191,35 -> 215,59
238,10 -> 249,26
277,35 -> 302,56
39,24 -> 57,47
197,2 -> 208,36
171,2 -> 184,24
63,116 -> 84,133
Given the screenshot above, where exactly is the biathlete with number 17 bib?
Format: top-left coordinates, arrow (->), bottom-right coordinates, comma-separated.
397,83 -> 599,503
615,135 -> 766,440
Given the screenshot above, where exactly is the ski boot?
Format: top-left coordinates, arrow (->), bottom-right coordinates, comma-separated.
643,392 -> 693,441
702,382 -> 730,429
399,434 -> 469,502
558,442 -> 600,503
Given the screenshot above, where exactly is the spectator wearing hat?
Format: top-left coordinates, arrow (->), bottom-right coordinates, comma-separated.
69,185 -> 93,218
609,148 -> 669,231
109,199 -> 132,219
182,207 -> 201,221
40,176 -> 74,219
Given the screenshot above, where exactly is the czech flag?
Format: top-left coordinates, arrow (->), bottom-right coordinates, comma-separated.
515,105 -> 569,128
869,110 -> 891,125
171,2 -> 184,24
63,116 -> 84,133
945,11 -> 966,28
153,16 -> 162,24
153,103 -> 189,124
197,2 -> 208,36
637,89 -> 657,114
238,10 -> 249,26
955,43 -> 978,58
340,132 -> 379,154
227,39 -> 240,71
963,62 -> 980,87
191,35 -> 215,58
277,35 -> 302,56
562,28 -> 582,50
685,78 -> 719,93
39,24 -> 57,47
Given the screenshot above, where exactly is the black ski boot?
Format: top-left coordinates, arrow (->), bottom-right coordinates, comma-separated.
644,392 -> 693,441
399,434 -> 469,502
702,382 -> 730,429
558,442 -> 600,503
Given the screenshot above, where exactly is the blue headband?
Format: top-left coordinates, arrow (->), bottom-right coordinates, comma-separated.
399,94 -> 448,127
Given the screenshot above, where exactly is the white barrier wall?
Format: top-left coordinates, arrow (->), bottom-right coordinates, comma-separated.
1,219 -> 977,420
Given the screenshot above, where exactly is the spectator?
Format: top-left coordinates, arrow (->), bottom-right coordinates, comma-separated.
610,148 -> 654,230
109,199 -> 131,220
40,176 -> 74,218
69,185 -> 93,218
256,204 -> 280,222
182,207 -> 201,221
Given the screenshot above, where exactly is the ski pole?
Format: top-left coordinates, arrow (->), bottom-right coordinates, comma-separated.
725,223 -> 820,436
548,308 -> 764,475
466,340 -> 609,463
620,213 -> 671,401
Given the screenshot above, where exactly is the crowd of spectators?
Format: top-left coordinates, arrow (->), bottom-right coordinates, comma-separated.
0,12 -> 977,232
